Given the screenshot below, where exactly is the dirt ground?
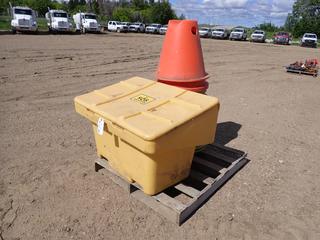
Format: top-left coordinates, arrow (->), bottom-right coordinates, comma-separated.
0,33 -> 320,240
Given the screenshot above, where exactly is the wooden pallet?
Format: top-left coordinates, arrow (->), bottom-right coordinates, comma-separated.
95,144 -> 248,225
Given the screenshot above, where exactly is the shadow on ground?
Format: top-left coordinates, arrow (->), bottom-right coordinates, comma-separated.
214,121 -> 242,146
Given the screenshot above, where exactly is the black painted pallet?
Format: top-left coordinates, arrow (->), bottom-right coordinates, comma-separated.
286,67 -> 318,77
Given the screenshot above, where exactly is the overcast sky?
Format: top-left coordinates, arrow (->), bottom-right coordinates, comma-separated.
171,0 -> 295,26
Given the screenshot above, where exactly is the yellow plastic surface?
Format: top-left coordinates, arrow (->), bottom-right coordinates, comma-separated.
74,77 -> 220,195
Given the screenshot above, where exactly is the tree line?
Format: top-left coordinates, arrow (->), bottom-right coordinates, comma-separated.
0,0 -> 181,25
253,0 -> 319,38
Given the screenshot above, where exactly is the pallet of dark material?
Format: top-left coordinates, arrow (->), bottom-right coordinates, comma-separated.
286,67 -> 318,77
95,144 -> 248,225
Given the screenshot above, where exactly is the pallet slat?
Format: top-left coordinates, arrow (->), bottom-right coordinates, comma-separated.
206,144 -> 245,158
201,149 -> 235,164
193,156 -> 225,173
130,189 -> 180,223
189,169 -> 214,185
154,193 -> 186,212
174,183 -> 200,198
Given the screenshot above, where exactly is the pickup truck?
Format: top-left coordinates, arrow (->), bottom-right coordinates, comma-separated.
300,33 -> 318,48
211,28 -> 229,39
229,28 -> 247,41
199,27 -> 211,38
129,22 -> 145,33
250,30 -> 266,43
145,24 -> 161,34
159,25 -> 168,35
107,21 -> 128,32
273,32 -> 291,45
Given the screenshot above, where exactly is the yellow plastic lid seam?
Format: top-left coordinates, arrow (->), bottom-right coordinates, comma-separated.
94,81 -> 157,107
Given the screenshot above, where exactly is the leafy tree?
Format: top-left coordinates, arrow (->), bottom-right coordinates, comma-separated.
150,2 -> 177,24
255,22 -> 279,32
140,8 -> 152,22
131,0 -> 146,10
112,7 -> 133,22
0,0 -> 23,14
68,0 -> 74,10
24,0 -> 59,16
92,0 -> 100,14
285,0 -> 320,37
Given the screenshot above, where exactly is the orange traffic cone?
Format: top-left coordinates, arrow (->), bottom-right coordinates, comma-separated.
156,20 -> 209,93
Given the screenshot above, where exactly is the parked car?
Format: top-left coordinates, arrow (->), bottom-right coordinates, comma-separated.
159,25 -> 168,35
107,21 -> 128,32
300,33 -> 318,48
250,30 -> 266,43
273,32 -> 291,45
198,27 -> 211,38
145,24 -> 161,34
229,28 -> 247,40
129,22 -> 145,33
211,27 -> 229,39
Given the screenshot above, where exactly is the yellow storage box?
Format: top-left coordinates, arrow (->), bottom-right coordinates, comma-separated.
74,77 -> 219,195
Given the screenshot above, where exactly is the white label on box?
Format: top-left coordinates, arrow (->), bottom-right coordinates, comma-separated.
97,118 -> 104,136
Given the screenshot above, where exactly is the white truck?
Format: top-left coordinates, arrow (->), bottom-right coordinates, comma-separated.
9,3 -> 38,34
159,25 -> 168,35
250,30 -> 266,43
229,28 -> 247,41
107,21 -> 128,32
129,22 -> 145,33
45,9 -> 73,33
73,12 -> 100,33
211,27 -> 229,39
300,33 -> 318,48
145,24 -> 161,34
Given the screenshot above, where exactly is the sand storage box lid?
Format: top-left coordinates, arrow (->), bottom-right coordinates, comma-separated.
74,77 -> 220,195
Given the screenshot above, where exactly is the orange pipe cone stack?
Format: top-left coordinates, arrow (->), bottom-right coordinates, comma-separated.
157,20 -> 209,93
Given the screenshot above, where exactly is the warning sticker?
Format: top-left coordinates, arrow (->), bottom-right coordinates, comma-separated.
131,94 -> 155,105
97,117 -> 104,135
